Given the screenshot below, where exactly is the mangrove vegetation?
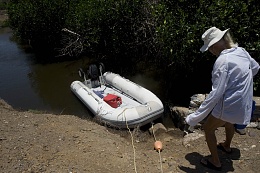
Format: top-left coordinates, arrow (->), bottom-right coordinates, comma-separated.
4,0 -> 260,103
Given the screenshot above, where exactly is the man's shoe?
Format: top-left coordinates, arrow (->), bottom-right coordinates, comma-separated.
235,128 -> 246,135
257,121 -> 260,130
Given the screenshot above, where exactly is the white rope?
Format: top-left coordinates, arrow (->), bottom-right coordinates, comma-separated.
96,96 -> 162,173
151,123 -> 163,173
124,111 -> 138,173
151,123 -> 157,141
158,150 -> 163,173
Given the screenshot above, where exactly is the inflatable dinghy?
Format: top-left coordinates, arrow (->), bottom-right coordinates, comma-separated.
70,63 -> 164,128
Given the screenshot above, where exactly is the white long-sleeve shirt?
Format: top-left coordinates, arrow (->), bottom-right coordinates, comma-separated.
186,47 -> 260,126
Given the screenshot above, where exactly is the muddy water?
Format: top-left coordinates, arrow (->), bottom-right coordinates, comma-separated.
0,28 -> 88,116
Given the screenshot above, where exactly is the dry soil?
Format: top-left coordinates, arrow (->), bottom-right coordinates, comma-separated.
1,99 -> 260,173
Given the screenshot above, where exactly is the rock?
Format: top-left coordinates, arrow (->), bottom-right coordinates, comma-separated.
169,106 -> 189,129
248,131 -> 256,137
182,132 -> 204,147
149,123 -> 167,136
189,94 -> 207,110
171,95 -> 260,132
246,122 -> 258,128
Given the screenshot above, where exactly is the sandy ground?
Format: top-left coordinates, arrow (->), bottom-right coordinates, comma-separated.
0,99 -> 259,173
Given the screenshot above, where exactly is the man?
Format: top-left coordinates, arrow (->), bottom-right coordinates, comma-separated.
185,27 -> 260,171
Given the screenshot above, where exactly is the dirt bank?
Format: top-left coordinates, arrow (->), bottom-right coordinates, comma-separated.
0,99 -> 259,173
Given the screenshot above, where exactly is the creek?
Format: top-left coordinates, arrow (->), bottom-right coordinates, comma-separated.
0,28 -> 166,121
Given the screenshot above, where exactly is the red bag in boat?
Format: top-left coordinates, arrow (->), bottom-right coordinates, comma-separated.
103,94 -> 122,108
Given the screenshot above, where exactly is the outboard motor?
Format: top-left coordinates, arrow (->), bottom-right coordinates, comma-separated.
78,63 -> 106,88
88,64 -> 99,81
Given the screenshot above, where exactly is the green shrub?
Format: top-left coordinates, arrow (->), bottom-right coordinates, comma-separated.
0,1 -> 9,10
7,0 -> 260,96
154,0 -> 260,98
8,0 -> 69,58
64,0 -> 148,61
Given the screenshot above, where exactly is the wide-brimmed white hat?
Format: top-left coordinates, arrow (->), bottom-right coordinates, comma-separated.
200,27 -> 229,52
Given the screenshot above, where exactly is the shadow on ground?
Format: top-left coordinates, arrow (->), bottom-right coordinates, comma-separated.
178,148 -> 241,173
